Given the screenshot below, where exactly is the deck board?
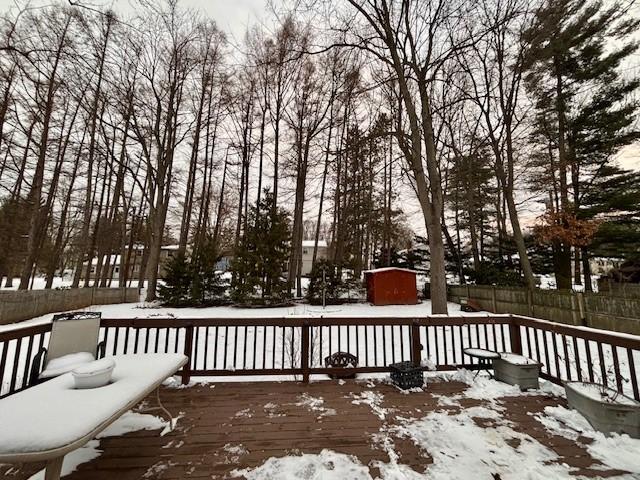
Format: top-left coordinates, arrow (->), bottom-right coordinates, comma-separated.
0,378 -> 630,479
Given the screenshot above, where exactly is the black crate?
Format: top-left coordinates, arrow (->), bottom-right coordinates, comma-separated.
389,361 -> 424,390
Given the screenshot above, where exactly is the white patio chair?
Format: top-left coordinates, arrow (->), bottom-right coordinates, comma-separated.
29,312 -> 104,385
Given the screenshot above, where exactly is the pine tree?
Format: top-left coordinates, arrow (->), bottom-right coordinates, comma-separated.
446,148 -> 496,273
158,253 -> 192,306
524,0 -> 640,289
231,191 -> 291,305
190,235 -> 226,305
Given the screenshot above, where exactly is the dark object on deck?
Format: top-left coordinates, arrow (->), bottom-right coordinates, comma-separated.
364,267 -> 418,306
460,297 -> 481,312
390,361 -> 424,390
324,352 -> 358,379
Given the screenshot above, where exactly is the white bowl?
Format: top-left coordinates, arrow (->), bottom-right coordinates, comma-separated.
72,358 -> 115,389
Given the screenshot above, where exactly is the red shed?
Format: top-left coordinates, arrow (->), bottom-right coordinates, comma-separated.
364,267 -> 418,306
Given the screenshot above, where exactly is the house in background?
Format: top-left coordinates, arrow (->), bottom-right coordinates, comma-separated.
301,240 -> 328,275
80,245 -> 180,281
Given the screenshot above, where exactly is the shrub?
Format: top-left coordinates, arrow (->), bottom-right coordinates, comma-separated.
467,262 -> 525,287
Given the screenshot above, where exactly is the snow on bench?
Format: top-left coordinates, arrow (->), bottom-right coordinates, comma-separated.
0,353 -> 187,478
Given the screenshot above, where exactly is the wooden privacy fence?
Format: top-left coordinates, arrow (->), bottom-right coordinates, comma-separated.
2,315 -> 639,401
449,285 -> 640,335
0,287 -> 139,325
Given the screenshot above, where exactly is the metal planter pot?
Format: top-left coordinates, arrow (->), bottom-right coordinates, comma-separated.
492,354 -> 541,390
565,381 -> 640,438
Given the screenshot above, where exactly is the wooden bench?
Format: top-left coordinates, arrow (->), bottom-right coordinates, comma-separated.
0,353 -> 187,480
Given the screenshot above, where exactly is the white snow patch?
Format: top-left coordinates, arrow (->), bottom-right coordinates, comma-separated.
223,443 -> 249,463
536,405 -> 640,474
350,391 -> 388,420
393,406 -> 574,480
450,369 -> 524,400
234,408 -> 253,418
295,394 -> 336,418
230,449 -> 373,480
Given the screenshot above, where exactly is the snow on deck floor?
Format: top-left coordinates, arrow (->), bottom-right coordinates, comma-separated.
2,374 -> 639,480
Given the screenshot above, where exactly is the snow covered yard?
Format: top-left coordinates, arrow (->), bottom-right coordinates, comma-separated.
2,373 -> 639,480
0,300 -> 472,332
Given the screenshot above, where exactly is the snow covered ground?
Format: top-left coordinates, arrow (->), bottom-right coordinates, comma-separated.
0,300 -> 475,332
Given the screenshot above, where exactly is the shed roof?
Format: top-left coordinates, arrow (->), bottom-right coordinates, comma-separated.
363,267 -> 417,275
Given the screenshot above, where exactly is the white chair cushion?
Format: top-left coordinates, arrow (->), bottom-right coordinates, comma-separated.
40,352 -> 96,379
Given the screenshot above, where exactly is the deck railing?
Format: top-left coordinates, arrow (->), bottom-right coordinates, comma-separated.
1,315 -> 638,401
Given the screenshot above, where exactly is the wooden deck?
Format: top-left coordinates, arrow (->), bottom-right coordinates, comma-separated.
0,378 -> 631,479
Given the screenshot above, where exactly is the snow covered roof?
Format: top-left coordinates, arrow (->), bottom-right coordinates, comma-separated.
363,267 -> 418,275
302,240 -> 328,248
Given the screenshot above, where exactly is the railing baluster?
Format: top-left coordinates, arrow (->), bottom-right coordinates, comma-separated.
524,327 -> 532,358
233,326 -> 238,369
585,339 -> 595,382
611,346 -> 622,393
213,326 -> 219,369
542,330 -> 551,376
223,326 -> 229,369
572,336 -> 582,382
382,325 -> 387,366
203,326 -> 210,369
597,342 -> 607,388
551,332 -> 561,379
143,328 -> 150,353
21,335 -> 35,389
112,327 -> 120,355
154,327 -> 160,353
364,325 -> 369,366
9,338 -> 21,393
562,334 -> 571,381
443,326 -> 449,366
533,328 -> 541,364
0,340 -> 9,396
373,326 -> 379,366
253,326 -> 258,370
627,349 -> 639,401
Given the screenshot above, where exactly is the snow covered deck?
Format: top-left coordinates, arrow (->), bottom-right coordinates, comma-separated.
2,375 -> 639,479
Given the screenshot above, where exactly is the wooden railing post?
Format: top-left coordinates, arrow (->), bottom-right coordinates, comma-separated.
181,325 -> 194,385
301,321 -> 310,383
411,320 -> 422,366
509,317 -> 523,355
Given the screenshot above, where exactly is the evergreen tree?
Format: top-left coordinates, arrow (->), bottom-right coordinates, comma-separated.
524,0 -> 639,289
446,148 -> 497,272
231,191 -> 291,304
158,253 -> 192,306
305,259 -> 344,304
158,236 -> 226,306
190,235 -> 226,305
